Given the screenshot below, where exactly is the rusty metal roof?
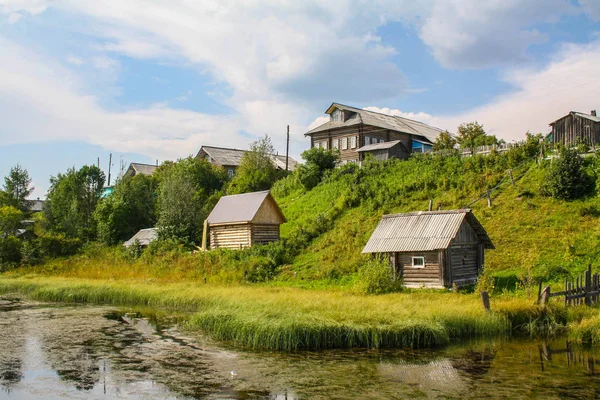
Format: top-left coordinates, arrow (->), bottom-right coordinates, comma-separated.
362,209 -> 493,253
123,228 -> 158,247
207,190 -> 286,225
306,103 -> 444,143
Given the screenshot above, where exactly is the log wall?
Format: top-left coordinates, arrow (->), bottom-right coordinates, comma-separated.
210,224 -> 251,250
251,224 -> 280,245
395,251 -> 441,287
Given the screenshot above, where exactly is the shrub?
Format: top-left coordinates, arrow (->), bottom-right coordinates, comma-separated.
356,256 -> 402,294
297,147 -> 340,190
0,236 -> 22,267
38,233 -> 82,258
541,148 -> 595,200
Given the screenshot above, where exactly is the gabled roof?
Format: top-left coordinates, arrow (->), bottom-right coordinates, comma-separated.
25,199 -> 45,212
126,163 -> 158,176
550,111 -> 600,125
362,209 -> 494,254
356,140 -> 406,152
207,190 -> 286,225
196,145 -> 299,171
306,103 -> 444,143
123,228 -> 158,247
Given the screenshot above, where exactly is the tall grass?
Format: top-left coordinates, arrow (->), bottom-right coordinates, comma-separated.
0,276 -> 533,350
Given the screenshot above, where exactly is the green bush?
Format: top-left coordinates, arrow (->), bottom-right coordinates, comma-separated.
356,256 -> 402,294
38,234 -> 82,258
0,236 -> 22,267
541,148 -> 595,200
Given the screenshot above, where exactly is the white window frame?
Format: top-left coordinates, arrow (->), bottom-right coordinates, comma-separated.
411,256 -> 425,268
350,136 -> 357,149
341,137 -> 348,150
365,137 -> 370,145
332,138 -> 339,150
227,169 -> 234,178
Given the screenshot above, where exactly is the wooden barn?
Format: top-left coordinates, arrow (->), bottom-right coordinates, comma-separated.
549,110 -> 600,147
206,191 -> 286,250
362,209 -> 494,288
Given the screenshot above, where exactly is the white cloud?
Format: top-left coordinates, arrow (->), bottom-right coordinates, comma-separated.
66,55 -> 84,66
363,106 -> 437,127
92,55 -> 119,70
419,0 -> 573,69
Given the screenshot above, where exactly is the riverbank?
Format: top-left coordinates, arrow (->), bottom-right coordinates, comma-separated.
1,275 -> 593,350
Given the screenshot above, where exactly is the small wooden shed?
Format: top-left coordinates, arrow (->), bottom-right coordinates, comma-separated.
362,209 -> 494,288
206,191 -> 286,250
357,140 -> 410,162
123,228 -> 158,247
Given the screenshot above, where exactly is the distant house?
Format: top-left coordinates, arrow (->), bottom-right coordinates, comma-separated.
124,163 -> 159,178
549,110 -> 600,147
206,190 -> 286,250
362,210 -> 494,288
356,140 -> 409,162
24,199 -> 44,213
195,146 -> 299,178
305,103 -> 444,163
123,228 -> 158,247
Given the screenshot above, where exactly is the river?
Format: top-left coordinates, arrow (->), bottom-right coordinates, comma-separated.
0,297 -> 599,399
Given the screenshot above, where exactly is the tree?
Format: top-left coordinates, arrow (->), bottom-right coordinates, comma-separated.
227,135 -> 282,194
297,147 -> 340,190
156,157 -> 227,242
542,148 -> 595,201
2,164 -> 33,211
0,206 -> 23,236
95,174 -> 158,245
433,130 -> 457,152
44,165 -> 105,240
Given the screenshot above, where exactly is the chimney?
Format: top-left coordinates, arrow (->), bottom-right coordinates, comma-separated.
592,110 -> 597,117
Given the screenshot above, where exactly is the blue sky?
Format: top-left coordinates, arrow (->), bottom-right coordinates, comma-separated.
0,0 -> 599,198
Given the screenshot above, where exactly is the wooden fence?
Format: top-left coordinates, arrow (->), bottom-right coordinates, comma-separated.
539,265 -> 600,306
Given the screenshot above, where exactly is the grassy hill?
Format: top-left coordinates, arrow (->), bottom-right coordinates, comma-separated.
272,148 -> 600,289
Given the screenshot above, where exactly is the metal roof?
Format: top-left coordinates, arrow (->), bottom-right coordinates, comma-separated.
362,209 -> 494,254
207,190 -> 286,225
197,146 -> 299,171
306,103 -> 444,143
25,199 -> 45,212
356,140 -> 403,152
127,163 -> 158,176
549,111 -> 600,125
123,228 -> 158,247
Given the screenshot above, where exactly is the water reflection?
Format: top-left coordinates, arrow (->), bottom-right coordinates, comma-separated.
0,297 -> 599,399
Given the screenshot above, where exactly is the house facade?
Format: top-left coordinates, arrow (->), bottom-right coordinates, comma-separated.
196,146 -> 299,178
549,110 -> 600,147
362,209 -> 494,288
305,103 -> 444,163
206,190 -> 286,250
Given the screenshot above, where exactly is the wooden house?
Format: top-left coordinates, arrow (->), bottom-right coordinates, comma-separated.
123,228 -> 158,247
362,209 -> 494,288
196,145 -> 299,178
549,110 -> 600,147
305,103 -> 444,163
357,140 -> 409,162
124,163 -> 158,178
206,190 -> 286,250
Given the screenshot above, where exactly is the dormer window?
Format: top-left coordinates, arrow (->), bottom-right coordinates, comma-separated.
331,109 -> 344,122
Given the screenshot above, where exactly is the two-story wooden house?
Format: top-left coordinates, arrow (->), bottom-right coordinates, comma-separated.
305,103 -> 444,163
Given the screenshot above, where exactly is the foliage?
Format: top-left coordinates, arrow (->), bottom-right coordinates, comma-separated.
433,130 -> 457,152
0,206 -> 23,235
227,135 -> 283,194
0,236 -> 22,267
1,164 -> 33,211
156,157 -> 226,243
356,256 -> 402,294
297,147 -> 340,190
541,148 -> 595,200
95,174 -> 158,245
456,122 -> 501,153
44,165 -> 105,240
37,233 -> 82,258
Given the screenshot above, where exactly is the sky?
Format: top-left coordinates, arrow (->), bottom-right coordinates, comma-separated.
0,0 -> 599,199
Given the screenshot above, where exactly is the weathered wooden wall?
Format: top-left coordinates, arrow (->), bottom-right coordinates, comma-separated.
253,198 -> 285,225
250,224 -> 280,245
210,224 -> 251,250
446,220 -> 481,285
552,114 -> 600,147
394,251 -> 442,287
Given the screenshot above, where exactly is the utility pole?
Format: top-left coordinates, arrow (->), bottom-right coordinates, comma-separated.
107,153 -> 113,187
285,125 -> 290,171
97,157 -> 100,169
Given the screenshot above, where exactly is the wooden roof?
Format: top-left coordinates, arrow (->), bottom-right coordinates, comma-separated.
207,190 -> 286,226
362,209 -> 494,254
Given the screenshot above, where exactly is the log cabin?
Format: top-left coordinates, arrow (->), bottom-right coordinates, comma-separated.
195,145 -> 300,178
305,103 -> 445,163
549,110 -> 600,148
206,190 -> 286,250
362,209 -> 494,288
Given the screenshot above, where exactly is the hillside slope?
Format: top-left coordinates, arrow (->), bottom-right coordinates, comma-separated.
272,151 -> 600,285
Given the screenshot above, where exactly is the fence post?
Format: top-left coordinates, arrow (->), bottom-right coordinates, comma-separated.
486,190 -> 492,208
481,291 -> 491,312
509,169 -> 515,186
585,264 -> 592,306
540,286 -> 551,307
428,199 -> 433,211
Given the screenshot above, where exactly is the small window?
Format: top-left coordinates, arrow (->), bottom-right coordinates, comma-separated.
365,137 -> 370,145
412,256 -> 425,268
350,136 -> 357,149
341,137 -> 348,150
323,140 -> 328,150
332,138 -> 339,149
379,138 -> 385,143
227,169 -> 234,178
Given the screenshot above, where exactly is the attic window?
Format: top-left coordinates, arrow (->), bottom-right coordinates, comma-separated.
331,109 -> 344,122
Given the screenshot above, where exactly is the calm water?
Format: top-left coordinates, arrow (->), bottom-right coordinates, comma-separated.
1,297 -> 599,399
